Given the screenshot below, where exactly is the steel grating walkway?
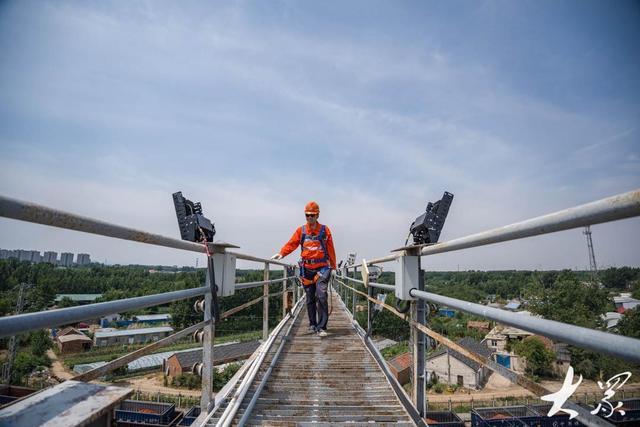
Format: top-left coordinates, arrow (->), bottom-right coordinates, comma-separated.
203,291 -> 416,426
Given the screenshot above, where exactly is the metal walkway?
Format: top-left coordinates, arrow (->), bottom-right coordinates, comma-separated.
2,191 -> 639,427
203,291 -> 416,426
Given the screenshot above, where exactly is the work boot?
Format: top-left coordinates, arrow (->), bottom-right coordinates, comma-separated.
317,330 -> 328,337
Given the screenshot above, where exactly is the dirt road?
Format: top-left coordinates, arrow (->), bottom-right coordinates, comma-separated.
427,372 -> 640,402
111,372 -> 202,398
46,349 -> 75,380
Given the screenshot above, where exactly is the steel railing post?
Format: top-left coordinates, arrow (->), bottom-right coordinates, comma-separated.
367,282 -> 373,333
263,262 -> 270,341
200,267 -> 215,412
352,281 -> 356,318
411,257 -> 426,417
283,267 -> 288,318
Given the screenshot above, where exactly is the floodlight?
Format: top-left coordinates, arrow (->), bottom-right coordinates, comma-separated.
409,191 -> 454,245
172,191 -> 215,243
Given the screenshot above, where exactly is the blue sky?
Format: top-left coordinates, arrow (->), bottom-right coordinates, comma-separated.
0,0 -> 638,270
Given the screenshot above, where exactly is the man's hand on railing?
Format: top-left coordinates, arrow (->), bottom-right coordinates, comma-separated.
271,253 -> 283,260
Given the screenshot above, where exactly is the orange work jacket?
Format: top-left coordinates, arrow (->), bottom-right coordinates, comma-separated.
279,223 -> 336,270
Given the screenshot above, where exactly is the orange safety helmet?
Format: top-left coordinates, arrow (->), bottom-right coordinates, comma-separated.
304,201 -> 320,215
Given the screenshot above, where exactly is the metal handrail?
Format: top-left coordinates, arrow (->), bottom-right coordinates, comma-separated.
0,195 -> 232,253
358,190 -> 639,266
410,289 -> 640,363
0,286 -> 208,338
229,251 -> 291,267
419,189 -> 640,257
0,195 -> 294,267
336,273 -> 640,363
342,275 -> 395,291
235,277 -> 288,290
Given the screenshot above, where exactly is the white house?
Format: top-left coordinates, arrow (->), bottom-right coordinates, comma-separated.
426,337 -> 492,390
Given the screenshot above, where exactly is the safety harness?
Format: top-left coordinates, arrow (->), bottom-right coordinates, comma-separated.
298,224 -> 330,286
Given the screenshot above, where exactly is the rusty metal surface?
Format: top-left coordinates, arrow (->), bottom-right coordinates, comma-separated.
0,380 -> 131,427
203,292 -> 416,426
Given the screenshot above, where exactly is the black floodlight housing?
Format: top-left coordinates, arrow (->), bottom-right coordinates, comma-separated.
409,191 -> 454,245
173,191 -> 216,243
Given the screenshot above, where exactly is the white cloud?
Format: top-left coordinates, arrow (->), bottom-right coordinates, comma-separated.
1,1 -> 638,270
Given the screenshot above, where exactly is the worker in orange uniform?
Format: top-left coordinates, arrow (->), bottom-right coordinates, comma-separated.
271,201 -> 336,337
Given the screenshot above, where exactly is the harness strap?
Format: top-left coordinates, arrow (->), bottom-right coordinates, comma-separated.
300,224 -> 329,264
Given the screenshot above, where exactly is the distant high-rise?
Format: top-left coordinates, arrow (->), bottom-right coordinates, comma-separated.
30,250 -> 41,263
60,252 -> 74,267
1,248 -> 93,266
18,250 -> 32,262
76,253 -> 91,266
43,251 -> 58,264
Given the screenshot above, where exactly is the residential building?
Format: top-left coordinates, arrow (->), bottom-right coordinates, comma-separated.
133,314 -> 172,324
76,253 -> 91,265
427,337 -> 492,389
483,321 -> 566,374
0,249 -> 18,260
554,343 -> 571,376
30,250 -> 41,263
482,324 -> 533,372
57,326 -> 84,337
55,326 -> 93,354
55,294 -> 103,305
614,294 -> 640,314
100,313 -> 122,328
60,252 -> 74,267
18,250 -> 32,262
93,326 -> 174,347
467,321 -> 490,332
602,312 -> 623,329
43,251 -> 58,264
57,334 -> 92,354
163,341 -> 260,377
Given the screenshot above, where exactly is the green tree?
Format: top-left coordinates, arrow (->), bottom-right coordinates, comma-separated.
529,270 -> 609,328
170,298 -> 201,330
12,351 -> 50,385
57,296 -> 77,308
617,307 -> 640,339
29,330 -> 52,357
512,337 -> 555,377
600,267 -> 640,289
